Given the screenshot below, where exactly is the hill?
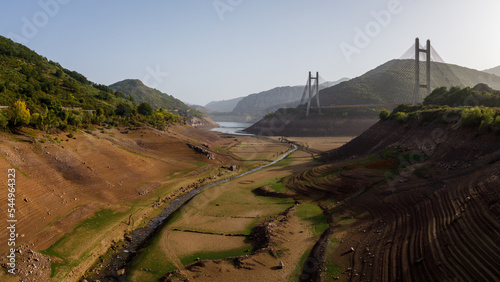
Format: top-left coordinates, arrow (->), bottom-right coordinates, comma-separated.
0,35 -> 116,124
109,79 -> 197,116
109,79 -> 217,127
284,107 -> 500,280
232,85 -> 306,116
232,79 -> 349,116
0,124 -> 237,281
317,59 -> 500,107
0,35 -> 187,131
204,97 -> 244,112
246,60 -> 500,136
484,65 -> 500,76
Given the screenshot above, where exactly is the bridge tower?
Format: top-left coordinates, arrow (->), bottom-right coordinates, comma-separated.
414,38 -> 431,105
305,71 -> 320,117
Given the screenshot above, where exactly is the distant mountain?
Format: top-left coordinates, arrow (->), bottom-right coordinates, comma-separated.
204,97 -> 244,113
109,79 -> 199,117
245,59 -> 500,137
484,65 -> 500,77
189,104 -> 213,114
232,78 -> 349,116
316,59 -> 500,106
232,86 -> 305,115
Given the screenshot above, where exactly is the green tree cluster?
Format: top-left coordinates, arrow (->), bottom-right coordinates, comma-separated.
424,84 -> 500,107
0,35 -> 185,132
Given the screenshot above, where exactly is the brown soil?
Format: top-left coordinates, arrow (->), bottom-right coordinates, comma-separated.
0,125 -> 237,280
166,206 -> 315,282
129,137 -> 349,282
167,231 -> 248,258
290,119 -> 500,281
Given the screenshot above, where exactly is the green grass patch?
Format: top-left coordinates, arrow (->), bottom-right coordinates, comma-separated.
41,209 -> 128,279
295,203 -> 329,236
270,154 -> 294,167
181,161 -> 207,167
270,183 -> 285,193
325,237 -> 343,278
128,228 -> 177,280
325,262 -> 342,278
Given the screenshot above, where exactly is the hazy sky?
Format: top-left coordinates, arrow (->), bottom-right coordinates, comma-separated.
1,0 -> 500,105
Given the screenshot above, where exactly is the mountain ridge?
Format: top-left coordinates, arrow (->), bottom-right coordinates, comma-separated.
109,79 -> 217,127
245,59 -> 500,136
484,65 -> 500,77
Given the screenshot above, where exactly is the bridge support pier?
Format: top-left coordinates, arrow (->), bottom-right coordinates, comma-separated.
413,38 -> 431,105
306,71 -> 320,117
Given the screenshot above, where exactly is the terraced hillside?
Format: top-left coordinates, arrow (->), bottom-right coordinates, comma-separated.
284,112 -> 500,281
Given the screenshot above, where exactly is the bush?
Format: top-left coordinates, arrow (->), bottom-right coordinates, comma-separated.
12,100 -> 31,126
115,103 -> 133,117
492,116 -> 500,133
461,107 -> 482,127
0,112 -> 8,129
395,112 -> 408,123
379,109 -> 390,120
137,102 -> 153,116
480,107 -> 495,130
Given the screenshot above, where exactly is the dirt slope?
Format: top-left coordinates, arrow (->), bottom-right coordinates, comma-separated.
0,125 -> 234,274
286,118 -> 500,281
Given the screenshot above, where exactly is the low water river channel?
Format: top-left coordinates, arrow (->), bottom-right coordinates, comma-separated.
85,143 -> 298,281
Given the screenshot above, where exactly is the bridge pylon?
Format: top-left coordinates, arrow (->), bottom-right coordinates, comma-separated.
305,71 -> 320,117
414,38 -> 431,105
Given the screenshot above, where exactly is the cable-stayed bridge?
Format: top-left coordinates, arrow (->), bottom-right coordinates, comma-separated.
297,38 -> 500,117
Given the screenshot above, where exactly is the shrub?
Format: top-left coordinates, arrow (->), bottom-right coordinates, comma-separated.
461,107 -> 482,127
480,107 -> 495,130
0,112 -> 8,129
379,109 -> 390,120
12,100 -> 31,126
395,112 -> 408,123
492,116 -> 500,133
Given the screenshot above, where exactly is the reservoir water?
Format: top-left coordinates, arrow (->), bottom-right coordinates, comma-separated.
210,121 -> 254,135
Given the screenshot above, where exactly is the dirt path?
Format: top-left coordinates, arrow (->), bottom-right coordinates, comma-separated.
162,230 -> 185,271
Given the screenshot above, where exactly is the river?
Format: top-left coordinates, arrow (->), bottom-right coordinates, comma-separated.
85,143 -> 298,281
210,121 -> 254,135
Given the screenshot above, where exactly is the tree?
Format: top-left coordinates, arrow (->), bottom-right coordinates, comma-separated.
115,103 -> 133,117
12,100 -> 31,126
0,111 -> 8,129
55,69 -> 63,78
137,102 -> 153,116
